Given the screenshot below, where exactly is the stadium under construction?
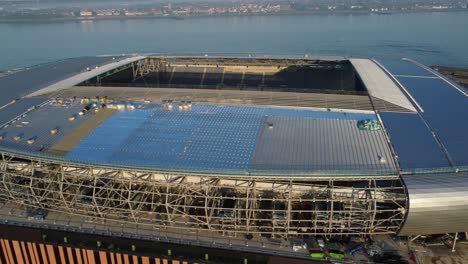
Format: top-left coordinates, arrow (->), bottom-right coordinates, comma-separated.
0,55 -> 467,260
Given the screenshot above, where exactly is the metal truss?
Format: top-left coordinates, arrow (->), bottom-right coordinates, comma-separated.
0,151 -> 408,239
133,58 -> 168,81
130,56 -> 344,82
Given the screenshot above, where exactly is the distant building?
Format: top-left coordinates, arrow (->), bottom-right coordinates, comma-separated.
124,10 -> 149,16
96,9 -> 119,16
79,10 -> 93,17
173,9 -> 190,15
432,5 -> 449,9
371,7 -> 389,12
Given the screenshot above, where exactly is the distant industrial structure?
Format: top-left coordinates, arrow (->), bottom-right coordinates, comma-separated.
0,54 -> 467,261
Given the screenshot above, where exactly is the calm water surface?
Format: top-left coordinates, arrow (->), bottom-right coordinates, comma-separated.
1,12 -> 468,70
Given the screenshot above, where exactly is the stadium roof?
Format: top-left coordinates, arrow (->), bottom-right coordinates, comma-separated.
377,58 -> 468,170
349,58 -> 417,112
62,104 -> 394,174
0,56 -> 138,107
0,55 -> 466,177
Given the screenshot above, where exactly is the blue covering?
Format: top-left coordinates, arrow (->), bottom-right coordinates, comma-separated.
380,112 -> 451,169
66,104 -> 377,172
65,110 -> 152,163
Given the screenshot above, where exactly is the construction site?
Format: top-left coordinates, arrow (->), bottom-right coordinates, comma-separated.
0,55 -> 467,263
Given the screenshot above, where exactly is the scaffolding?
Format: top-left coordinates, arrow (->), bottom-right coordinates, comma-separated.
0,150 -> 408,240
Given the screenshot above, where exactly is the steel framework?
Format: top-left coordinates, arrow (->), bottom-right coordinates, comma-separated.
130,57 -> 346,83
0,151 -> 408,239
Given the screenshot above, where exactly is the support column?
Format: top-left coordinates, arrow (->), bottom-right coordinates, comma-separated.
452,232 -> 458,252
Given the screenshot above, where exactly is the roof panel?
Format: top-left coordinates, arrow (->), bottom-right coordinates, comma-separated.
65,110 -> 152,163
379,112 -> 450,169
251,116 -> 396,172
349,59 -> 416,112
63,104 -> 384,174
395,77 -> 468,166
65,104 -> 264,171
0,56 -> 128,107
263,108 -> 375,120
0,98 -> 48,127
0,101 -> 96,153
28,56 -> 146,97
377,59 -> 436,77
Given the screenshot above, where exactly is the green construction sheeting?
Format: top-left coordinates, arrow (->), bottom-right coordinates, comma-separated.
357,119 -> 382,131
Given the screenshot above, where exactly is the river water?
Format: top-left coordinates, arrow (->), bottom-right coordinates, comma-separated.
1,12 -> 468,70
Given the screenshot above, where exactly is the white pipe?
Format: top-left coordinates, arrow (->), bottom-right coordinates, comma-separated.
452,232 -> 458,252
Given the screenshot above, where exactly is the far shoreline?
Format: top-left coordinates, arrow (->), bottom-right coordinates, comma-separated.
0,9 -> 467,24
